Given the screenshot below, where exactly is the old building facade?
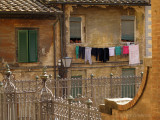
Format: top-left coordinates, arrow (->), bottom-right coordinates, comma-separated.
0,0 -> 151,81
49,0 -> 151,80
0,0 -> 62,80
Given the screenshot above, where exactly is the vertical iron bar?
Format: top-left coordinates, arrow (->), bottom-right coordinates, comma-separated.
90,74 -> 93,98
68,96 -> 73,120
86,99 -> 92,120
110,73 -> 113,98
141,72 -> 143,81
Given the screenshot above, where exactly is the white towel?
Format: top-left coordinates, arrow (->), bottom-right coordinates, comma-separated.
129,45 -> 140,65
109,47 -> 115,56
85,47 -> 92,64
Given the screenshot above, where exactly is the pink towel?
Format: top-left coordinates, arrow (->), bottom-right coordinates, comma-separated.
123,46 -> 129,54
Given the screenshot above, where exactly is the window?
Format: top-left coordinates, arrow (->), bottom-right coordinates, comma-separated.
70,17 -> 82,43
121,16 -> 135,42
71,76 -> 82,98
18,29 -> 38,63
122,68 -> 135,98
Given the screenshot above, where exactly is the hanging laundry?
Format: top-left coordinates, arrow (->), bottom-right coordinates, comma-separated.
79,46 -> 85,59
85,47 -> 92,64
127,42 -> 131,46
115,46 -> 121,55
91,48 -> 99,61
129,45 -> 140,65
76,46 -> 79,59
104,48 -> 109,62
98,48 -> 104,62
123,46 -> 129,55
109,47 -> 115,56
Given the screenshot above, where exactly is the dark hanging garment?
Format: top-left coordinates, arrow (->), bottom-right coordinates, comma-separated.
79,46 -> 82,58
91,48 -> 99,61
98,48 -> 104,62
82,47 -> 85,59
79,46 -> 85,59
104,48 -> 109,62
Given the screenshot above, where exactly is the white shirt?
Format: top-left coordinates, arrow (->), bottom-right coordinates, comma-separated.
109,47 -> 115,56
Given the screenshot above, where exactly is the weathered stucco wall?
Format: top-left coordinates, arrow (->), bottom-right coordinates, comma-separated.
0,6 -> 145,79
0,19 -> 61,79
65,5 -> 145,78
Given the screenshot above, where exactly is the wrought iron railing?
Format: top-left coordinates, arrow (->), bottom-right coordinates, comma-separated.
0,65 -> 101,120
0,65 -> 143,120
1,67 -> 143,107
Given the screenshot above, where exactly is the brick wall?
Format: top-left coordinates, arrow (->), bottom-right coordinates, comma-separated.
151,0 -> 160,119
0,18 -> 61,79
101,0 -> 160,119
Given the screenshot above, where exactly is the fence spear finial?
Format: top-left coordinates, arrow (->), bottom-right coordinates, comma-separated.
5,64 -> 12,77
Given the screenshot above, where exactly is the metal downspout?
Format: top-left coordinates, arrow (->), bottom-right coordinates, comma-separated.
53,18 -> 59,80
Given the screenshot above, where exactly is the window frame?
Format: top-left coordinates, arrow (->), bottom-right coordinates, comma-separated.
120,15 -> 136,43
69,15 -> 86,44
15,27 -> 39,63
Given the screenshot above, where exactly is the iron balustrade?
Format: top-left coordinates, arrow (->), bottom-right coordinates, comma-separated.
0,65 -> 101,120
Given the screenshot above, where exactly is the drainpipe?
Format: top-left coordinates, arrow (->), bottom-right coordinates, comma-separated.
62,4 -> 67,57
53,18 -> 59,80
60,14 -> 63,59
59,4 -> 67,78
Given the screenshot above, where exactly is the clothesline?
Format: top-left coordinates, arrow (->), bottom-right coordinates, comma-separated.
76,42 -> 141,48
75,44 -> 140,65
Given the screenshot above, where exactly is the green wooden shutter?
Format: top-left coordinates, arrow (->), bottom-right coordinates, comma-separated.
28,30 -> 37,62
18,30 -> 28,63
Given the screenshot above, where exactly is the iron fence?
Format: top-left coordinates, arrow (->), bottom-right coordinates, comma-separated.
0,65 -> 143,120
0,65 -> 101,120
1,67 -> 143,108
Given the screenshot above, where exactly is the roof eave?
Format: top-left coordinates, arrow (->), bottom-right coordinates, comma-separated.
0,11 -> 62,19
0,10 -> 63,15
48,1 -> 151,6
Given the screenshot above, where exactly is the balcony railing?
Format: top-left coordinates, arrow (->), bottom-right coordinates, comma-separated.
0,65 -> 101,120
0,65 -> 143,120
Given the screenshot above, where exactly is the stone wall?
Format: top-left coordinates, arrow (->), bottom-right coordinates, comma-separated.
65,5 -> 145,78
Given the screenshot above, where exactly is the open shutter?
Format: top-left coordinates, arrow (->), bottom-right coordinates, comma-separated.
18,30 -> 28,62
28,30 -> 37,62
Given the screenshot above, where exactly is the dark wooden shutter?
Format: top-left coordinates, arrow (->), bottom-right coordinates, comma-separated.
28,30 -> 37,62
18,30 -> 28,62
70,17 -> 81,39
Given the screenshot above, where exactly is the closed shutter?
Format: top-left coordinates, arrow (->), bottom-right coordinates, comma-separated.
122,68 -> 135,98
28,30 -> 37,62
70,17 -> 81,39
121,16 -> 135,42
18,30 -> 28,62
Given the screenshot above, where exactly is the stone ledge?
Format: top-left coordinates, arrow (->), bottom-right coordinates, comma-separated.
144,57 -> 152,67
